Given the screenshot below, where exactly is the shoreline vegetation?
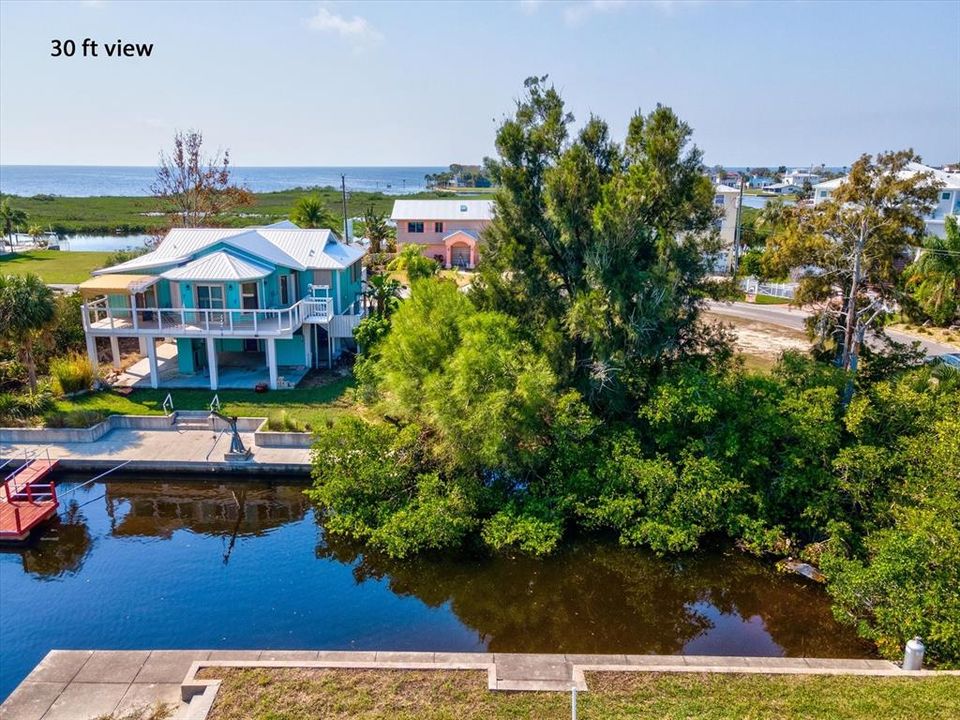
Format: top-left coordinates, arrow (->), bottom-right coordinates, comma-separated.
0,186 -> 495,236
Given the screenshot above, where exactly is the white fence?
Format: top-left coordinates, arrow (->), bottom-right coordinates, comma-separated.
740,277 -> 796,299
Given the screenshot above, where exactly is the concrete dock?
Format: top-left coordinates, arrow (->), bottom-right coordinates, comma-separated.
1,427 -> 310,475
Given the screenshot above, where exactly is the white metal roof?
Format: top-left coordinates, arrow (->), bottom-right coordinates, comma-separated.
714,184 -> 740,194
161,251 -> 274,282
94,224 -> 366,276
390,199 -> 495,221
813,163 -> 960,191
813,177 -> 845,190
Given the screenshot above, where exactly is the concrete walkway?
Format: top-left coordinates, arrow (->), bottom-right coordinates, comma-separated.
1,427 -> 310,474
5,649 -> 955,720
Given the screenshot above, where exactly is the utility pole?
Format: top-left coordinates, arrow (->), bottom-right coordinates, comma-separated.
732,176 -> 745,275
340,174 -> 349,241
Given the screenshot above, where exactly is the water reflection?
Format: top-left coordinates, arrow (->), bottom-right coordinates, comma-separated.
318,535 -> 874,658
9,503 -> 92,578
104,482 -> 308,537
5,479 -> 872,665
104,481 -> 309,564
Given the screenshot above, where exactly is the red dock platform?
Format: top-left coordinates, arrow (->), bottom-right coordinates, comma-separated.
1,459 -> 59,542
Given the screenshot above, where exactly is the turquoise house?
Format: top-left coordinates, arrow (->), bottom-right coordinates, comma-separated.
79,221 -> 366,390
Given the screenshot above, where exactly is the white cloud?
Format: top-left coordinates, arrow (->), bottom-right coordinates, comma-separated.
306,5 -> 382,50
563,0 -> 628,26
518,0 -> 544,14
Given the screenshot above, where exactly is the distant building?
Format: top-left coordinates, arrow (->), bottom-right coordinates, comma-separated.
390,199 -> 495,269
703,183 -> 742,272
782,170 -> 822,187
747,175 -> 774,189
764,182 -> 803,195
812,162 -> 960,238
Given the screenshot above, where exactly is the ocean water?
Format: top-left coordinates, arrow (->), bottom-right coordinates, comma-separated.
0,165 -> 447,198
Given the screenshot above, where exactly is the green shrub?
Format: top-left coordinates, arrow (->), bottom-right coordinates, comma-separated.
49,353 -> 94,395
43,409 -> 108,428
266,410 -> 309,432
0,388 -> 55,425
0,359 -> 26,391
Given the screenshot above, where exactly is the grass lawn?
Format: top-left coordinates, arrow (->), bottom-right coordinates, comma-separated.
56,376 -> 356,426
749,294 -> 792,305
200,668 -> 960,720
1,188 -> 490,236
0,249 -> 112,283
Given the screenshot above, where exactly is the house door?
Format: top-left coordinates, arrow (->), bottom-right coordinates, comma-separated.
135,287 -> 157,322
243,339 -> 259,353
451,244 -> 471,268
241,283 -> 259,309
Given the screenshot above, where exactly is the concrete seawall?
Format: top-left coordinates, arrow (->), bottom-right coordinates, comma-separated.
5,649 -> 958,720
2,414 -> 313,475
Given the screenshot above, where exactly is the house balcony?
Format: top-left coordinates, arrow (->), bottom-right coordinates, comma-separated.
82,295 -> 339,339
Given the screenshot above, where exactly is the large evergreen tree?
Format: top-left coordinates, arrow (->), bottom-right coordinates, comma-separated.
473,76 -> 723,413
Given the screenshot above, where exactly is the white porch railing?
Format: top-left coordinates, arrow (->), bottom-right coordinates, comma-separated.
83,296 -> 305,337
302,296 -> 333,322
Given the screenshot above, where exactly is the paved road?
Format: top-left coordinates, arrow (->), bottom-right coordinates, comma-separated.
706,301 -> 959,359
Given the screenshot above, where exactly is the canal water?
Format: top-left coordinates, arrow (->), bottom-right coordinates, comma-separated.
0,477 -> 873,699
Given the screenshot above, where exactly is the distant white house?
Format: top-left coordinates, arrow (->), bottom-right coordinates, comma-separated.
764,182 -> 803,195
782,170 -> 822,187
703,183 -> 742,272
812,162 -> 960,238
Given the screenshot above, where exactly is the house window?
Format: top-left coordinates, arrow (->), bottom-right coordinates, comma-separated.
280,275 -> 290,305
943,192 -> 952,201
819,191 -> 828,198
407,222 -> 424,233
434,222 -> 444,233
714,195 -> 724,205
350,261 -> 361,284
196,284 -> 224,310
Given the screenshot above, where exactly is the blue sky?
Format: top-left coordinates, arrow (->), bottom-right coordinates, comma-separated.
1,0 -> 957,167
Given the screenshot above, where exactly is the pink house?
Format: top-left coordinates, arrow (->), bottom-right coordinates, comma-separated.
390,199 -> 494,269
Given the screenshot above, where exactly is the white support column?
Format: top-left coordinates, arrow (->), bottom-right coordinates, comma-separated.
266,338 -> 278,390
109,337 -> 121,369
206,337 -> 219,391
86,334 -> 99,373
304,325 -> 313,369
138,337 -> 149,356
130,293 -> 139,330
146,338 -> 159,389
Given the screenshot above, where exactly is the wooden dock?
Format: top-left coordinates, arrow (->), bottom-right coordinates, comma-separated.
1,459 -> 59,542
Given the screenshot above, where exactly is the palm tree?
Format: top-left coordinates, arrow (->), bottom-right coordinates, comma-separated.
0,273 -> 56,391
28,224 -> 47,248
0,199 -> 28,249
363,205 -> 390,254
291,195 -> 337,230
365,273 -> 403,317
905,216 -> 960,325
